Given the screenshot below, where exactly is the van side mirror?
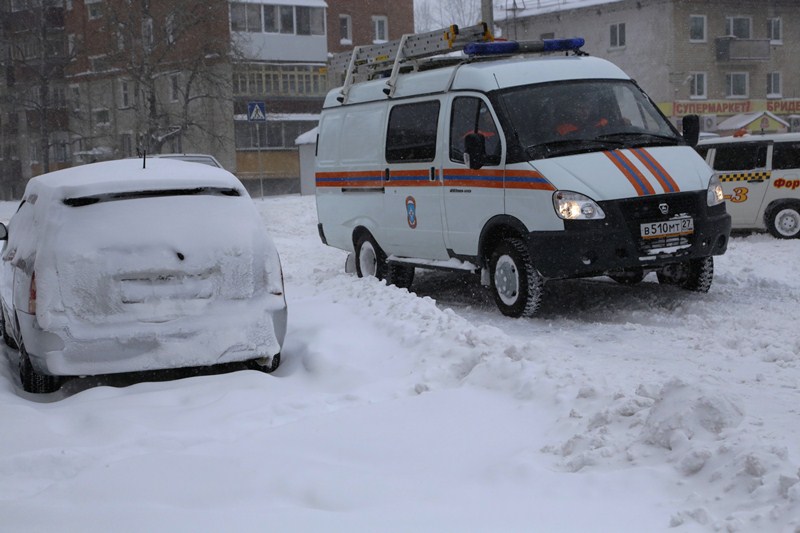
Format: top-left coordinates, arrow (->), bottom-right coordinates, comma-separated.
0,223 -> 7,241
682,114 -> 700,147
463,132 -> 486,170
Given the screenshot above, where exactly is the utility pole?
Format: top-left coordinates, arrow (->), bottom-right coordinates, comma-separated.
481,0 -> 494,31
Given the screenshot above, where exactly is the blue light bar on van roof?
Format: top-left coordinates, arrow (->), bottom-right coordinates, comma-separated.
464,38 -> 585,56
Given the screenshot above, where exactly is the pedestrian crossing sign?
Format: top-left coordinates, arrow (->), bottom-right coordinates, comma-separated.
247,101 -> 266,122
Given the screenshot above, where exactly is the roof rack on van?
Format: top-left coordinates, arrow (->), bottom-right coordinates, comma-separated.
332,23 -> 585,104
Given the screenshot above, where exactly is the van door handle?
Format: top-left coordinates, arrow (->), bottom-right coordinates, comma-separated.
429,166 -> 437,182
384,168 -> 390,182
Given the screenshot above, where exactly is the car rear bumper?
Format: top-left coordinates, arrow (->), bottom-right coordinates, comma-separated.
19,299 -> 287,377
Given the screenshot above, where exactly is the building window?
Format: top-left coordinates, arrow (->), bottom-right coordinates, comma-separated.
339,14 -> 352,43
233,64 -> 328,97
166,13 -> 176,44
373,15 -> 388,43
296,6 -> 324,35
230,3 -> 246,31
725,16 -> 751,39
767,72 -> 781,98
725,72 -> 748,98
87,0 -> 102,20
280,6 -> 294,34
768,18 -> 782,44
610,23 -> 626,48
246,4 -> 262,32
54,142 -> 69,163
142,17 -> 154,48
689,72 -> 707,99
70,85 -> 81,112
170,74 -> 180,102
51,86 -> 66,108
120,133 -> 133,157
94,109 -> 110,125
689,15 -> 706,42
119,80 -> 130,108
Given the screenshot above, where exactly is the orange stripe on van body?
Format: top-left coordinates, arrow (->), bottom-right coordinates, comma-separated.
604,150 -> 656,196
630,148 -> 680,193
443,169 -> 554,190
316,171 -> 383,188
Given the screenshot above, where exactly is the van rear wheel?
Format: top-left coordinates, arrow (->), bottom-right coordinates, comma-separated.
767,203 -> 800,239
657,257 -> 713,292
355,233 -> 388,280
489,238 -> 543,318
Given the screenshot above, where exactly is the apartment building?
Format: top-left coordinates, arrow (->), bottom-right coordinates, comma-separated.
0,0 -> 414,198
497,0 -> 800,135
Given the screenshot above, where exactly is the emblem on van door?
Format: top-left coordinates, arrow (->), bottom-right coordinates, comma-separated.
406,196 -> 417,229
659,203 -> 669,215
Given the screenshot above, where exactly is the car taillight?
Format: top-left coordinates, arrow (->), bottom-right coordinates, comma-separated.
28,272 -> 36,314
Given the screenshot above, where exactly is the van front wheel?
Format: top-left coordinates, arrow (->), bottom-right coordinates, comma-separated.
489,238 -> 543,318
355,234 -> 388,280
657,257 -> 713,292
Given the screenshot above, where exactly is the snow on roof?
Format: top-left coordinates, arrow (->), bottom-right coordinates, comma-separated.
295,126 -> 318,145
26,158 -> 245,201
715,111 -> 790,131
495,0 -> 623,20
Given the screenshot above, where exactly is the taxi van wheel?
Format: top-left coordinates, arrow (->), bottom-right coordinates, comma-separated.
766,203 -> 800,239
386,263 -> 415,289
355,234 -> 388,280
248,353 -> 281,374
608,269 -> 645,285
489,238 -> 544,318
656,256 -> 713,293
19,343 -> 61,394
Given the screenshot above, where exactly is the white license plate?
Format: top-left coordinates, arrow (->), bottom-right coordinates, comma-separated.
640,217 -> 694,239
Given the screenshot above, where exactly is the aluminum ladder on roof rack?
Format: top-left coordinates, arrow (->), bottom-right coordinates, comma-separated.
333,23 -> 494,104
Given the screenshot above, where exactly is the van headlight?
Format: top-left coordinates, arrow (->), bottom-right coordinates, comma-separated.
552,191 -> 606,220
707,175 -> 724,206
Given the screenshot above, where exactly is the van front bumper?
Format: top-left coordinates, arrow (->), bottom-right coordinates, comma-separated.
526,195 -> 731,280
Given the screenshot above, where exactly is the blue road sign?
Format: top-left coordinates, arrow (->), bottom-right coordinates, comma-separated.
247,101 -> 267,122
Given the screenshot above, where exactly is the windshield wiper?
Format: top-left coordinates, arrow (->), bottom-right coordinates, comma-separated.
595,131 -> 681,147
526,138 -> 624,159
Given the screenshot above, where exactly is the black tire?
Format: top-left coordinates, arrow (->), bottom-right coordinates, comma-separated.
248,353 -> 281,374
354,233 -> 388,281
489,238 -> 544,318
19,343 -> 61,394
609,269 -> 645,285
657,256 -> 714,292
766,203 -> 800,239
386,262 -> 415,289
1,308 -> 17,349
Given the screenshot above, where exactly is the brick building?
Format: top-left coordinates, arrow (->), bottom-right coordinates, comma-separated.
497,0 -> 800,134
0,0 -> 414,198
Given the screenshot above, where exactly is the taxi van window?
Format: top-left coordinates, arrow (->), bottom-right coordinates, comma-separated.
712,143 -> 767,171
386,100 -> 440,163
772,142 -> 800,170
450,97 -> 501,165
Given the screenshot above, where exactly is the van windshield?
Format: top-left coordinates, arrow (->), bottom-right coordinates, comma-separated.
497,79 -> 682,159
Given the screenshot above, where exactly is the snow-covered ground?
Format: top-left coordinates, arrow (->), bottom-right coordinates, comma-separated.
1,194 -> 798,532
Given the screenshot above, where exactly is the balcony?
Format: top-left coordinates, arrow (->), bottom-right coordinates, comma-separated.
715,37 -> 771,61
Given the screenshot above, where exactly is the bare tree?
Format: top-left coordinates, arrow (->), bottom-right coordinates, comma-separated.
91,0 -> 234,155
414,0 -> 483,33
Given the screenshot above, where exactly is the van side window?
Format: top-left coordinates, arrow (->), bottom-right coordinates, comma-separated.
711,143 -> 768,171
450,97 -> 501,166
772,142 -> 800,170
385,101 -> 440,163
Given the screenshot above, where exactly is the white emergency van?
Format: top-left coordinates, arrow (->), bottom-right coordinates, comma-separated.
315,25 -> 731,317
696,132 -> 800,239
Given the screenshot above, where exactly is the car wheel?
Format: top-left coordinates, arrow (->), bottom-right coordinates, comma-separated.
1,308 -> 17,349
609,269 -> 645,285
489,238 -> 544,318
766,203 -> 800,239
248,353 -> 280,374
386,262 -> 415,289
355,233 -> 388,280
19,343 -> 61,394
657,256 -> 714,293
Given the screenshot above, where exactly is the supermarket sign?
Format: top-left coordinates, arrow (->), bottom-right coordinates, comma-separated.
660,98 -> 800,117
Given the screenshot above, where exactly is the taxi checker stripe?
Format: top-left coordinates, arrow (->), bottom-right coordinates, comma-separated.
316,171 -> 382,187
631,148 -> 680,193
604,150 -> 655,196
718,171 -> 771,182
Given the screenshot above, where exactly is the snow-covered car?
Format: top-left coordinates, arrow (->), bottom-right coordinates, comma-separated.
0,158 -> 287,394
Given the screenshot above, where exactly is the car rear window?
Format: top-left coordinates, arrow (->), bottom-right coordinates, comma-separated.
63,187 -> 241,207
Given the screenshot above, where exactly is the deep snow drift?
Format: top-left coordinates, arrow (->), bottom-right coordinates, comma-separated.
0,194 -> 798,532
